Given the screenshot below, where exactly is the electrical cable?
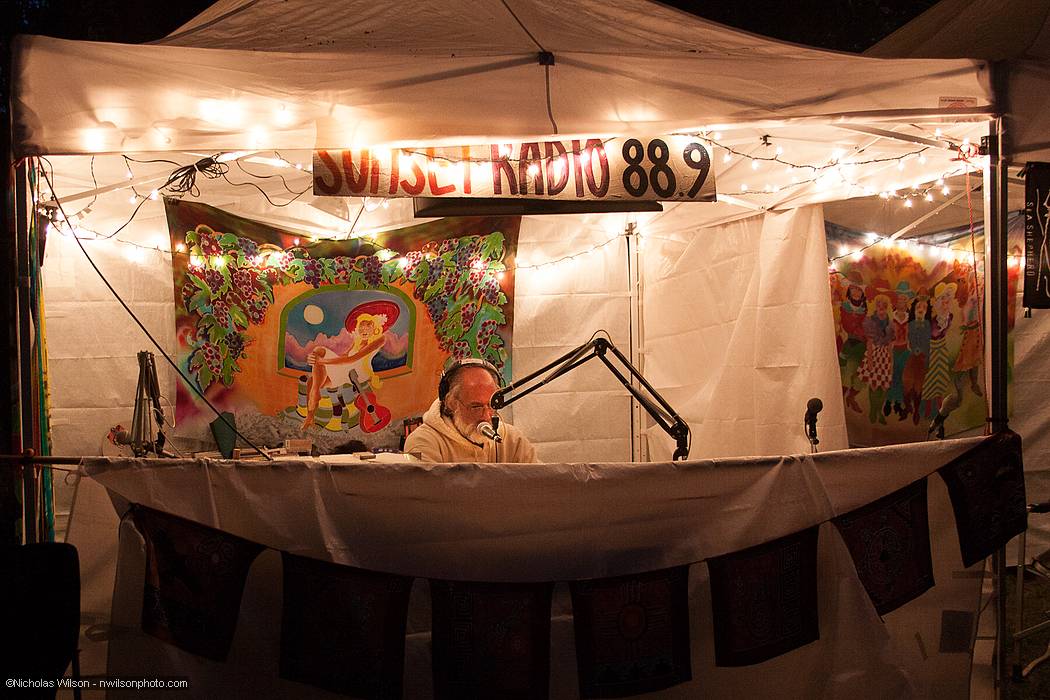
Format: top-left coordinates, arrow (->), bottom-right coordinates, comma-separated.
39,163 -> 273,460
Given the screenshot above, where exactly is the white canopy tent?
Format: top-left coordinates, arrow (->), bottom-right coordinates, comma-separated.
10,0 -> 998,463
8,0 -> 1017,697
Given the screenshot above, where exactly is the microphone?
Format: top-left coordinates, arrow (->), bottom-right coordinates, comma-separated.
804,398 -> 823,445
477,421 -> 503,443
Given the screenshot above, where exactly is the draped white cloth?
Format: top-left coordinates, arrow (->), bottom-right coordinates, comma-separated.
88,436 -> 984,698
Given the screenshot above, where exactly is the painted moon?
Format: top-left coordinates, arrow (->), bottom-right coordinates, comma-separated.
302,304 -> 324,325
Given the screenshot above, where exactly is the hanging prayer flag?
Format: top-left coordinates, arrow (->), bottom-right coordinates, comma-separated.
1024,162 -> 1050,308
131,505 -> 264,661
430,579 -> 553,700
938,431 -> 1027,567
569,565 -> 692,698
707,527 -> 820,667
279,553 -> 413,699
833,479 -> 934,615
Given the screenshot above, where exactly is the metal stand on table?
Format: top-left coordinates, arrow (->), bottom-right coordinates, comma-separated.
490,335 -> 691,461
117,350 -> 173,458
1012,502 -> 1050,681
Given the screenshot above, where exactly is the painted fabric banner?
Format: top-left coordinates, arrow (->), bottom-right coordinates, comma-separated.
829,244 -> 1018,446
165,200 -> 519,450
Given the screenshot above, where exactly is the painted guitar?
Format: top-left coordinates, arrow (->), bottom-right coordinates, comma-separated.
348,370 -> 392,433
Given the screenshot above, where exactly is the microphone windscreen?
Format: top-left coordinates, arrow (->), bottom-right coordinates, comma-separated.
806,397 -> 823,415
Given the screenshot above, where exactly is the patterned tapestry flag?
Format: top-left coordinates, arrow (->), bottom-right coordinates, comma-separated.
279,553 -> 414,699
131,505 -> 264,661
707,526 -> 820,667
832,479 -> 934,615
569,566 -> 691,698
937,431 -> 1027,567
430,579 -> 554,700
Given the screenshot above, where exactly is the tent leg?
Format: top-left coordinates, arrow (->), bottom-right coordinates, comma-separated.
984,116 -> 1010,696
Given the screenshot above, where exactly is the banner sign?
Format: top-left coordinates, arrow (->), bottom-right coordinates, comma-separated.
313,135 -> 716,202
1024,162 -> 1050,308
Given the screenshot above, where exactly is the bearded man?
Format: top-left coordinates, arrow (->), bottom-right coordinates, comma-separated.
403,358 -> 537,463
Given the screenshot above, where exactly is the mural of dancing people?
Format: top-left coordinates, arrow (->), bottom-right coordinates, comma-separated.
830,241 -> 1018,446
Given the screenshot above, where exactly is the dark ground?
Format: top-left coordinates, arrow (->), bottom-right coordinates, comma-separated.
1007,563 -> 1050,699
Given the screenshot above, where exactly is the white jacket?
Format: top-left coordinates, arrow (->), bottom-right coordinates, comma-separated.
403,399 -> 537,463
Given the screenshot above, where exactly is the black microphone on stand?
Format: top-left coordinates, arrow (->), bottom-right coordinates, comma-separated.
804,398 -> 823,449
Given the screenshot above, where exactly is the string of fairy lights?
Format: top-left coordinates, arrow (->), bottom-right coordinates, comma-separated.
36,126 -> 1004,275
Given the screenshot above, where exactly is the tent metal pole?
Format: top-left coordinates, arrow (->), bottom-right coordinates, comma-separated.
984,116 -> 1009,696
13,162 -> 36,544
626,221 -> 647,462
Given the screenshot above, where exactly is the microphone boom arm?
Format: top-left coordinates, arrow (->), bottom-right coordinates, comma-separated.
491,337 -> 691,460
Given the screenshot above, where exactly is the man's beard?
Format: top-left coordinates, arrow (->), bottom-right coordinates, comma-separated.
451,410 -> 484,443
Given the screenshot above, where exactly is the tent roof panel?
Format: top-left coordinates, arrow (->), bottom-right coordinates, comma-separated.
12,33 -> 992,157
867,0 -> 1050,61
158,0 -> 849,57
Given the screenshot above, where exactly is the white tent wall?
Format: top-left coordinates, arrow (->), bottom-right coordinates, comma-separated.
511,215 -> 634,463
641,204 -> 849,460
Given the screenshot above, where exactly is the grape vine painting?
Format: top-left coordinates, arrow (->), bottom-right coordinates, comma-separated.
165,199 -> 520,449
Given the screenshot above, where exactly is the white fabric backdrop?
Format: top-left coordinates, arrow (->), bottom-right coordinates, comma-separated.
640,204 -> 849,459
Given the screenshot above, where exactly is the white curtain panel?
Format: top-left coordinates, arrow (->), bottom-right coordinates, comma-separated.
642,204 -> 848,460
